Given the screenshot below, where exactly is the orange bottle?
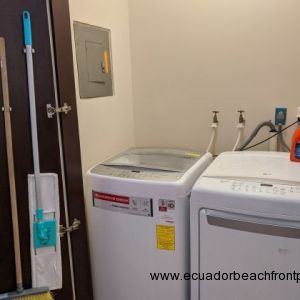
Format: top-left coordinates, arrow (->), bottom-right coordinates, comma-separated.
290,108 -> 300,162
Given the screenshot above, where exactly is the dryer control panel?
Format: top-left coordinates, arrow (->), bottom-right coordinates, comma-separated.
218,179 -> 300,197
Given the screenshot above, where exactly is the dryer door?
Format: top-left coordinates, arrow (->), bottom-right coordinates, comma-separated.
197,208 -> 300,300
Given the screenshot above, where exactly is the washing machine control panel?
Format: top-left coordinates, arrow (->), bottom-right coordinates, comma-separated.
91,165 -> 183,181
218,179 -> 300,197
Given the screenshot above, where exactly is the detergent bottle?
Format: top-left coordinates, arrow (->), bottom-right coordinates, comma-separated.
290,107 -> 300,162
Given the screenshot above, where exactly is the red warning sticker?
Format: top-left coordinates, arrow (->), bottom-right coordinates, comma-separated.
93,191 -> 153,217
93,192 -> 129,204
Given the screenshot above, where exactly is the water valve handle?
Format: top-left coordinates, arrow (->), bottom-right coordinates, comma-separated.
212,111 -> 219,123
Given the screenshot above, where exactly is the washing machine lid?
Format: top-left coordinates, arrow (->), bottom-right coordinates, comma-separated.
90,148 -> 203,181
102,148 -> 201,172
202,151 -> 300,185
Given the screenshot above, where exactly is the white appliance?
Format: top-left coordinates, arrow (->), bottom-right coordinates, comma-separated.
190,151 -> 300,300
86,148 -> 212,300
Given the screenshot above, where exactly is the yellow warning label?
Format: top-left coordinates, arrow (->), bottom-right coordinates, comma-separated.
156,225 -> 175,251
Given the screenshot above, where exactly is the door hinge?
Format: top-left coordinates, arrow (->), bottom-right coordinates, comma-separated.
47,102 -> 72,118
60,218 -> 81,238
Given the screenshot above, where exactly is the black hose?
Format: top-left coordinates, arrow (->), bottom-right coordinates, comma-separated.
238,121 -> 276,151
278,124 -> 290,152
240,121 -> 298,151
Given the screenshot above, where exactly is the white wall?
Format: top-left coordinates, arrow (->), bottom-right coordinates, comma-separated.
69,0 -> 300,169
128,0 -> 300,153
69,0 -> 135,173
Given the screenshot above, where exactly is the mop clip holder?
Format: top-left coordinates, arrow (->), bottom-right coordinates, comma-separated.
33,209 -> 57,249
46,102 -> 72,118
59,218 -> 81,238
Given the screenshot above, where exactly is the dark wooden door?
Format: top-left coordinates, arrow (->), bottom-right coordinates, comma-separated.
0,0 -> 93,299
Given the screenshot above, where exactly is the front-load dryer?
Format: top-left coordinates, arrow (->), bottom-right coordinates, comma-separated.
190,151 -> 300,300
86,148 -> 212,300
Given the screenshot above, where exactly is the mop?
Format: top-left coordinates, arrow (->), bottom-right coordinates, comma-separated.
0,37 -> 52,300
22,10 -> 62,292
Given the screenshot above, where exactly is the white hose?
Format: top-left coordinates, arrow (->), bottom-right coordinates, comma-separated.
232,127 -> 242,151
232,128 -> 242,151
206,125 -> 217,155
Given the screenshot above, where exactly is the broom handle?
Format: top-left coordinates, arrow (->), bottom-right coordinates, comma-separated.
0,37 -> 23,292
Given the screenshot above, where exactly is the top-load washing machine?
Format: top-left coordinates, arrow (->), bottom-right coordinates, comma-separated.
86,148 -> 212,300
190,151 -> 300,300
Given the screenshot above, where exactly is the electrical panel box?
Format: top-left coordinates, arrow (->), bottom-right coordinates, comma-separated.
74,22 -> 113,98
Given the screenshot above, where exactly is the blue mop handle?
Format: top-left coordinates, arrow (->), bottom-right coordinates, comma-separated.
22,11 -> 32,46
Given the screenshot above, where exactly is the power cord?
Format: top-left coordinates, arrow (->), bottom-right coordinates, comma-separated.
241,120 -> 298,151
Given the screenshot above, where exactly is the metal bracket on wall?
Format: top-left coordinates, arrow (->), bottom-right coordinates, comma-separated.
1,106 -> 12,112
47,102 -> 72,118
60,218 -> 81,238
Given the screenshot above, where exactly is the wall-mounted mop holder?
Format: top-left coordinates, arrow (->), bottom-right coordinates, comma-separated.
46,102 -> 72,119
